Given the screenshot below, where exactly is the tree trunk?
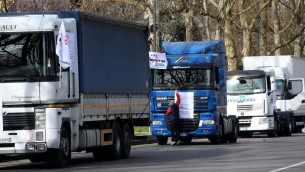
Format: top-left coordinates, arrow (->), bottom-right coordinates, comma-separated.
239,0 -> 251,57
294,0 -> 302,57
225,3 -> 238,71
147,0 -> 161,52
272,0 -> 281,55
260,0 -> 268,55
203,0 -> 211,41
215,0 -> 225,40
0,0 -> 8,13
183,9 -> 194,41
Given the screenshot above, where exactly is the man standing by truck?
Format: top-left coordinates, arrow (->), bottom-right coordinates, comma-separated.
166,90 -> 181,146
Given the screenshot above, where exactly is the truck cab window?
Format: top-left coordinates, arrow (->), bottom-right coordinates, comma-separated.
227,76 -> 266,94
266,76 -> 271,93
215,67 -> 219,85
153,68 -> 213,90
276,79 -> 285,96
0,32 -> 57,81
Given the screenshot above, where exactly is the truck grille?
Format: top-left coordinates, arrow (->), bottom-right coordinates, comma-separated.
166,114 -> 200,132
156,96 -> 209,111
237,105 -> 253,111
239,117 -> 252,128
3,113 -> 35,131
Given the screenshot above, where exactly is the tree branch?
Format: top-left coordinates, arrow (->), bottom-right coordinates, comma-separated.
268,24 -> 305,55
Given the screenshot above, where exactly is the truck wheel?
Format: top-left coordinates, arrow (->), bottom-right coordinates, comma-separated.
48,127 -> 70,168
229,121 -> 238,143
109,122 -> 122,160
211,124 -> 223,145
268,120 -> 277,137
121,122 -> 131,159
156,136 -> 168,145
285,118 -> 292,136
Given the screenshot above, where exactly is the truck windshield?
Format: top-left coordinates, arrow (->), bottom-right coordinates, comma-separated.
227,76 -> 266,94
276,79 -> 285,96
0,32 -> 57,81
153,68 -> 213,90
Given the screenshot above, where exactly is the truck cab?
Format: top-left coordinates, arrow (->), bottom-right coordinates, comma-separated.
227,69 -> 292,137
151,40 -> 237,145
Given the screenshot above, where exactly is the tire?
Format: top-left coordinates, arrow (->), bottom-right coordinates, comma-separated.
211,124 -> 223,145
268,120 -> 277,137
156,136 -> 168,145
109,122 -> 122,160
181,137 -> 192,143
121,122 -> 131,159
285,117 -> 292,136
229,120 -> 238,143
48,127 -> 70,168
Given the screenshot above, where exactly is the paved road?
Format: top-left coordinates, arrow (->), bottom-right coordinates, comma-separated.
1,133 -> 305,172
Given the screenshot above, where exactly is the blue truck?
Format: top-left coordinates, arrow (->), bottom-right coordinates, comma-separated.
150,40 -> 238,145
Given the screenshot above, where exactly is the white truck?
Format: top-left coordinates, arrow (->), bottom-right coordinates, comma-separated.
243,56 -> 305,132
0,11 -> 150,167
226,56 -> 298,137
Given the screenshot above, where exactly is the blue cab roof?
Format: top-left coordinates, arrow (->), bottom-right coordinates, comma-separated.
162,40 -> 224,54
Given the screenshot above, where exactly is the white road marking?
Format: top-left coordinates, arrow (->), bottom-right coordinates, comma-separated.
269,161 -> 305,172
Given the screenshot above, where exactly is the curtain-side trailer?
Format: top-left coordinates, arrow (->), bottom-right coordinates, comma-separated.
0,11 -> 150,168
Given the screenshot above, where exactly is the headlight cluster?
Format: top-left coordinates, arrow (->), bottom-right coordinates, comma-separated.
35,109 -> 45,129
152,121 -> 162,125
259,118 -> 268,124
156,97 -> 168,101
199,120 -> 215,127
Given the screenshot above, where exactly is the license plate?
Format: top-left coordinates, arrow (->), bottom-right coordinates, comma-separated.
0,138 -> 11,143
239,127 -> 247,131
180,133 -> 187,136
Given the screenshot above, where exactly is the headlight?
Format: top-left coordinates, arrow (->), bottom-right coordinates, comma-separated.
156,97 -> 167,101
259,118 -> 268,124
152,121 -> 162,125
199,120 -> 215,127
35,109 -> 45,129
36,121 -> 45,129
35,113 -> 45,120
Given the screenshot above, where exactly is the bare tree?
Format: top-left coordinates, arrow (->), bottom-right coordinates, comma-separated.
203,0 -> 211,41
0,0 -> 8,12
260,0 -> 268,55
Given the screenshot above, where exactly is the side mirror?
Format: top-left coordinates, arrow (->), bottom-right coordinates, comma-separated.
239,79 -> 246,84
219,80 -> 225,87
218,68 -> 224,80
288,81 -> 292,90
270,77 -> 276,92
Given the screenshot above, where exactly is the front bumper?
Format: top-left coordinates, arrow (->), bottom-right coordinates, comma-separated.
239,116 -> 274,132
152,125 -> 217,137
0,130 -> 47,155
151,112 -> 219,137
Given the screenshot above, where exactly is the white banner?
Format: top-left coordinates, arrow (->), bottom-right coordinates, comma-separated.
67,32 -> 76,73
0,95 -> 3,136
149,52 -> 168,69
56,21 -> 72,70
176,92 -> 194,119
